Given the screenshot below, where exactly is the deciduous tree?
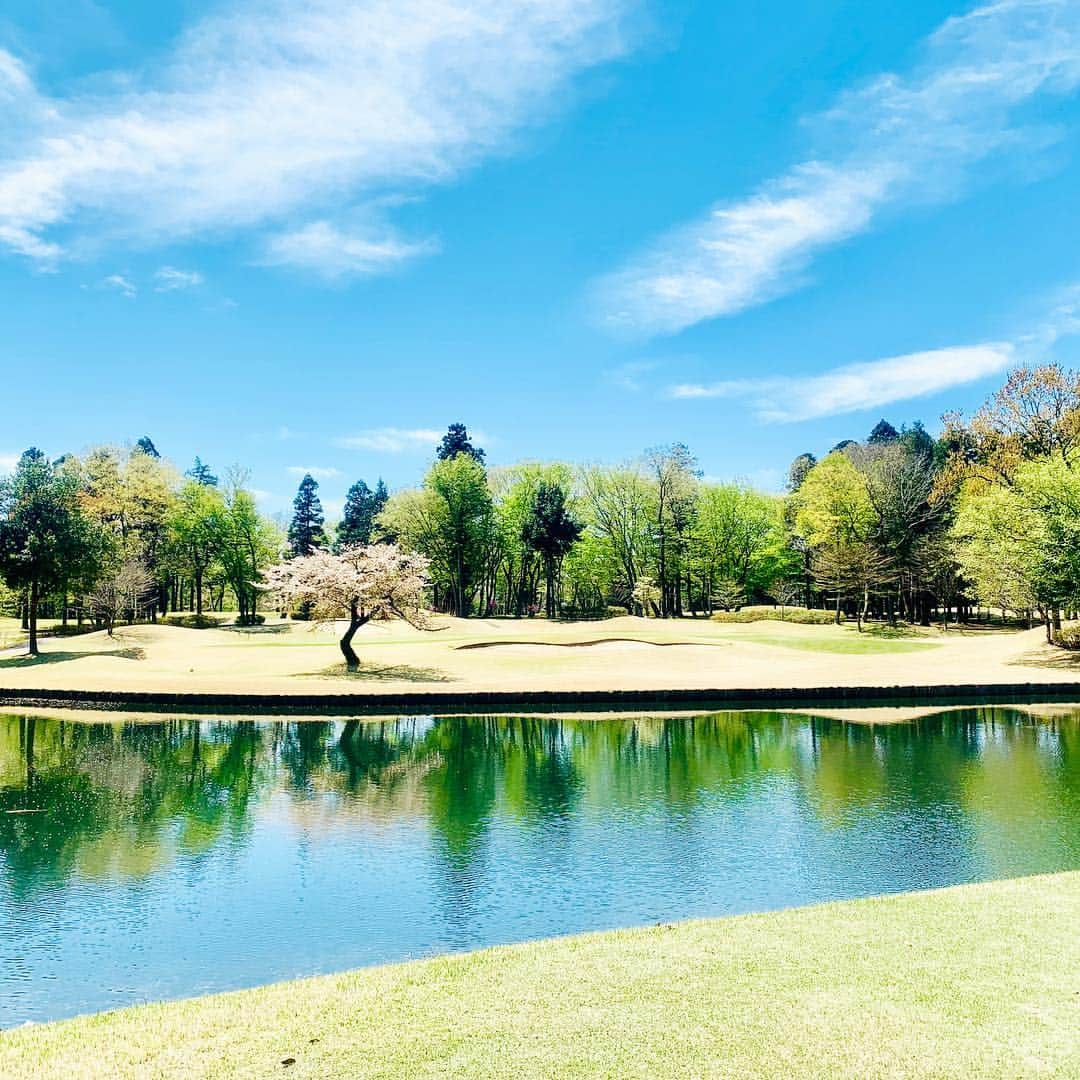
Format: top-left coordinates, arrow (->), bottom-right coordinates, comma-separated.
264,545 -> 430,669
0,450 -> 105,654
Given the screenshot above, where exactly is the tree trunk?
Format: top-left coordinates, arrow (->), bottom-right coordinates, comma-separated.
27,579 -> 39,656
339,606 -> 370,670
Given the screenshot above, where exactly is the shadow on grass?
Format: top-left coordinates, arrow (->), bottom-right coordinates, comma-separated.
862,624 -> 929,640
220,622 -> 293,636
1010,647 -> 1080,671
0,646 -> 146,668
300,660 -> 453,683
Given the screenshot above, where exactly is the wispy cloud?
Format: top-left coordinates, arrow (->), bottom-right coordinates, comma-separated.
597,0 -> 1080,336
286,465 -> 341,479
0,452 -> 20,475
335,427 -> 444,453
262,220 -> 437,278
0,1 -> 635,273
604,359 -> 659,392
154,266 -> 204,291
102,273 -> 136,298
669,343 -> 1015,422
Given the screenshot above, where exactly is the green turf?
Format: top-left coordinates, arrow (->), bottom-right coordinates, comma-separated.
3,873 -> 1076,1078
715,629 -> 939,654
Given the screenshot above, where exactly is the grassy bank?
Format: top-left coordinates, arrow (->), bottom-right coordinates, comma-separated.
3,873 -> 1078,1078
2,614 -> 1075,700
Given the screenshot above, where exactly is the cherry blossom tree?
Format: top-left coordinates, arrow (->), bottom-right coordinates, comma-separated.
263,544 -> 430,669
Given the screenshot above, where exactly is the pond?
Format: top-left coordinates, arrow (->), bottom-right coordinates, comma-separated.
1,706 -> 1078,1026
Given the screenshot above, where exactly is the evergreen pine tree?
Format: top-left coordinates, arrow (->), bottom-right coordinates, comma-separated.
867,419 -> 899,444
373,478 -> 389,515
336,480 -> 373,550
186,457 -> 218,486
436,423 -> 485,463
336,478 -> 392,550
135,436 -> 161,458
288,473 -> 327,556
522,481 -> 583,618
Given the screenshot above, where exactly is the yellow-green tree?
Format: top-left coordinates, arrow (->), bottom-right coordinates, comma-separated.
794,452 -> 882,624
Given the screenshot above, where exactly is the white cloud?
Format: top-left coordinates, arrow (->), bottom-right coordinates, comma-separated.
102,273 -> 136,298
335,427 -> 444,453
154,266 -> 204,291
597,0 -> 1080,336
0,1 -> 635,271
0,452 -> 20,475
286,465 -> 341,479
604,358 -> 659,392
669,343 -> 1015,422
262,220 -> 436,278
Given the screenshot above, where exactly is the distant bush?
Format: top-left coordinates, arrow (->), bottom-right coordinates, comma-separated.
712,606 -> 840,625
1055,624 -> 1080,650
864,622 -> 923,639
552,606 -> 624,622
235,614 -> 266,627
162,614 -> 225,629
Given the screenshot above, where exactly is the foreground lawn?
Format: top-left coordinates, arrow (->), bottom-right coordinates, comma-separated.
3,873 -> 1077,1079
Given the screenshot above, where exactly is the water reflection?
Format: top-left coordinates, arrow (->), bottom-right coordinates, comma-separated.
0,707 -> 1078,1025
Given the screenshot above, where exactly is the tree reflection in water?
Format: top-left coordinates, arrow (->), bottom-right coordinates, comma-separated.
0,706 -> 1078,1024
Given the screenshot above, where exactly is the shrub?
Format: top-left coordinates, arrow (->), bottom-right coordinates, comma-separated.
711,605 -> 841,625
162,614 -> 225,629
1055,624 -> 1080,650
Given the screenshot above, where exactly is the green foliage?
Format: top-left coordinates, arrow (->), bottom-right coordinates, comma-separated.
794,452 -> 874,547
711,606 -> 840,625
786,452 -> 816,493
522,480 -> 583,617
185,457 -> 217,487
953,453 -> 1080,622
436,422 -> 485,464
0,449 -> 107,651
1054,624 -> 1080,650
287,474 -> 326,557
217,488 -> 282,623
380,454 -> 494,616
167,481 -> 226,616
335,479 -> 388,550
867,419 -> 899,444
695,483 -> 794,605
161,613 -> 226,629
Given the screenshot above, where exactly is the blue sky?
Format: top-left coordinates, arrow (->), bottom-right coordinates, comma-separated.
2,0 -> 1080,516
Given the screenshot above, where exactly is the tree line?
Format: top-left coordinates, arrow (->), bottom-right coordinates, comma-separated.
3,366 -> 1080,655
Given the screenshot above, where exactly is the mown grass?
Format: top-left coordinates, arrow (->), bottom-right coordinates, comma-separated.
3,873 -> 1077,1079
714,628 -> 938,655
